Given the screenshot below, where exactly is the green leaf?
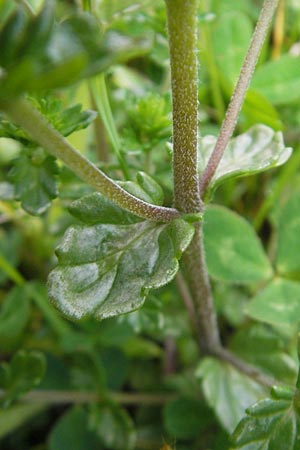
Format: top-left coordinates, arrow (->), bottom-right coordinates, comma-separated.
198,125 -> 292,194
230,385 -> 300,449
212,12 -> 252,82
0,350 -> 46,407
245,278 -> 300,334
0,403 -> 45,439
118,171 -> 164,205
9,149 -> 59,215
251,54 -> 300,105
229,324 -> 298,384
0,229 -> 22,285
276,192 -> 300,278
203,205 -> 273,283
0,286 -> 31,351
242,89 -> 283,131
196,358 -> 266,432
49,406 -> 101,450
48,197 -> 194,319
163,397 -> 213,439
89,402 -> 136,449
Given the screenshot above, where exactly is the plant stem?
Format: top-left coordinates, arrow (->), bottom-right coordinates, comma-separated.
166,0 -> 221,354
182,226 -> 221,353
200,0 -> 279,195
165,0 -> 201,214
1,97 -> 180,222
215,348 -> 283,389
0,389 -> 175,405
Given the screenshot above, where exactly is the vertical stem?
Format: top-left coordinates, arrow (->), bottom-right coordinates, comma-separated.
183,225 -> 221,353
200,0 -> 279,195
166,0 -> 221,353
165,0 -> 201,213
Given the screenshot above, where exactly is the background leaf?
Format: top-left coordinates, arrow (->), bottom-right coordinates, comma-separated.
212,11 -> 252,82
276,192 -> 300,278
0,350 -> 46,407
203,205 -> 273,283
245,278 -> 300,334
196,358 -> 265,432
251,54 -> 300,105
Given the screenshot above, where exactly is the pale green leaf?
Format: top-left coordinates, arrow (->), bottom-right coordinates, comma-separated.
196,358 -> 265,432
203,205 -> 273,283
198,125 -> 292,194
251,54 -> 300,105
245,278 -> 300,333
276,192 -> 300,278
212,12 -> 252,82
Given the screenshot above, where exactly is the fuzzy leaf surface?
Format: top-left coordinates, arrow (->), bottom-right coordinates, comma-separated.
203,205 -> 273,283
230,385 -> 300,449
48,195 -> 194,320
198,125 -> 292,194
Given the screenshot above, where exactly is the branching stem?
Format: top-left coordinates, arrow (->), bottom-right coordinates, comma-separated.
1,97 -> 180,222
200,0 -> 279,195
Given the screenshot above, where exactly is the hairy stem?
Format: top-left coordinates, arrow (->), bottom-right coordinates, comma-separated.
182,225 -> 221,353
1,97 -> 180,222
200,0 -> 279,195
165,0 -> 201,213
166,0 -> 221,354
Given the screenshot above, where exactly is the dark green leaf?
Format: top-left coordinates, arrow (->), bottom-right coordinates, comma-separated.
48,407 -> 101,450
9,149 -> 59,215
0,229 -> 22,285
251,54 -> 300,105
0,286 -> 30,351
0,350 -> 46,407
196,358 -> 265,432
203,205 -> 273,283
276,192 -> 300,278
230,385 -> 300,449
163,397 -> 213,439
48,208 -> 194,319
198,125 -> 292,194
0,403 -> 45,439
245,278 -> 300,334
89,402 -> 136,449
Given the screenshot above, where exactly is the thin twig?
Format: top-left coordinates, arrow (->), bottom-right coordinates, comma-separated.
200,0 -> 280,195
214,347 -> 284,389
0,390 -> 175,405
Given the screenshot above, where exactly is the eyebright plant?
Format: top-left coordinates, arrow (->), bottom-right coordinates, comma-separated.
0,0 -> 300,448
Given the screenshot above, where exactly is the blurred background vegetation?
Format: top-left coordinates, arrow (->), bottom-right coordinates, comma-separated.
0,0 -> 300,448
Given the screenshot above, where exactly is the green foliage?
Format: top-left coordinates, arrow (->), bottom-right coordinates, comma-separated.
203,205 -> 273,283
0,350 -> 46,407
0,0 -> 299,448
